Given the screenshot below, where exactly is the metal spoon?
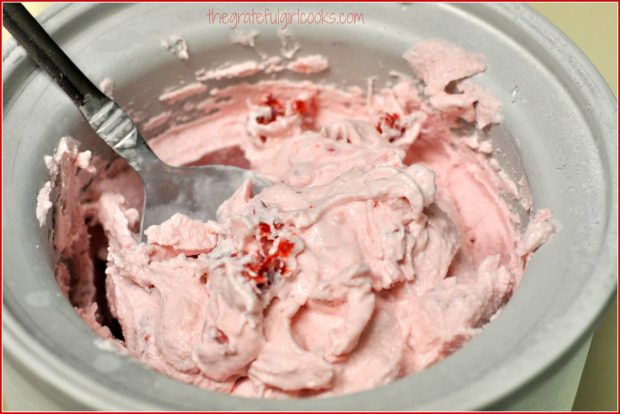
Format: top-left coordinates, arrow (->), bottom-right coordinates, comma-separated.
3,3 -> 268,239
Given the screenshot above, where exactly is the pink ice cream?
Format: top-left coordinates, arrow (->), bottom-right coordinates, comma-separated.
37,39 -> 554,398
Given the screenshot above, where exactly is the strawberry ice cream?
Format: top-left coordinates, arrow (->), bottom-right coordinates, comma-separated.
37,39 -> 554,398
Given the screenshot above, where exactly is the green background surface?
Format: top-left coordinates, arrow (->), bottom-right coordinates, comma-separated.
3,2 -> 617,411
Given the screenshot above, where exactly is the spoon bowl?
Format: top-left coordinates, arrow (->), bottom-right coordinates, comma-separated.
141,163 -> 268,236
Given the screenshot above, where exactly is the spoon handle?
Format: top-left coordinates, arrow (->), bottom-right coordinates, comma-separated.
2,3 -> 106,117
2,3 -> 160,172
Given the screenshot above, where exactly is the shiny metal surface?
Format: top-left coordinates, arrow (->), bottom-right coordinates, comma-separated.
85,99 -> 267,235
5,3 -> 267,237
